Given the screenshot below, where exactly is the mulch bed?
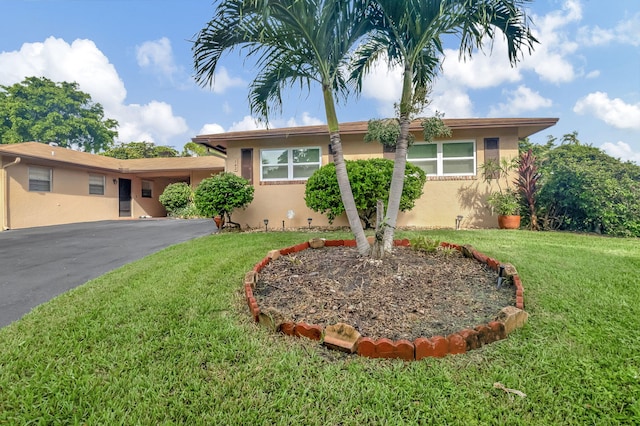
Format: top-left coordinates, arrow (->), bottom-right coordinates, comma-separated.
254,246 -> 515,341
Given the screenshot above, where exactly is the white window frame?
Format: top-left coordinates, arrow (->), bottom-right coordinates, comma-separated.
260,147 -> 322,181
141,180 -> 153,198
89,174 -> 105,195
28,166 -> 52,192
408,140 -> 476,177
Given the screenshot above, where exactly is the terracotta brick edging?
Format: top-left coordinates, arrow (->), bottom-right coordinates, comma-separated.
244,239 -> 528,361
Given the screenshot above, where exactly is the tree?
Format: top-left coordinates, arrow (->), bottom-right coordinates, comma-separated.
193,0 -> 373,255
182,141 -> 213,157
352,0 -> 537,254
305,158 -> 426,228
194,173 -> 254,227
0,76 -> 118,152
101,141 -> 179,159
537,143 -> 640,237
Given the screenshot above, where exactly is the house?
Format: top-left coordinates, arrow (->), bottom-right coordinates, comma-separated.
193,117 -> 558,230
0,142 -> 225,230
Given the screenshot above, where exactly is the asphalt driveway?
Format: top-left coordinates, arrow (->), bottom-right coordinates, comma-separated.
0,219 -> 215,328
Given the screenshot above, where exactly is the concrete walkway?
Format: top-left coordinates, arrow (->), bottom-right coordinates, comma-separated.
0,219 -> 215,328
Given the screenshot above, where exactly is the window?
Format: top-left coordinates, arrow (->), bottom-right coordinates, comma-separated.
241,148 -> 253,183
89,174 -> 105,195
260,147 -> 321,181
141,180 -> 153,198
29,167 -> 52,192
408,141 -> 476,176
484,138 -> 500,178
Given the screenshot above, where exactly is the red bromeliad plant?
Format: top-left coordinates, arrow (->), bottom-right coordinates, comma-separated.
516,149 -> 541,230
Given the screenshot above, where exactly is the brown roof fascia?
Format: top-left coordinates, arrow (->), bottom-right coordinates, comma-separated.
193,117 -> 559,152
0,142 -> 225,174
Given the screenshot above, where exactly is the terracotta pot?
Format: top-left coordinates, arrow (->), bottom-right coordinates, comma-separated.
498,215 -> 521,229
213,215 -> 224,228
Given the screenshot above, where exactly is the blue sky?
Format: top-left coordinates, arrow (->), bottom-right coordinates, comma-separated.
1,0 -> 639,163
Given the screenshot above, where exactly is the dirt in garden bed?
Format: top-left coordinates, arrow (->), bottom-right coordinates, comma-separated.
254,246 -> 516,341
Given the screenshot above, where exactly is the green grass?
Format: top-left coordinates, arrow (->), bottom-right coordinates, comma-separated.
0,230 -> 639,424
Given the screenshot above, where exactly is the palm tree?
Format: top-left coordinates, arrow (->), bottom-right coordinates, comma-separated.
192,0 -> 372,255
353,0 -> 538,254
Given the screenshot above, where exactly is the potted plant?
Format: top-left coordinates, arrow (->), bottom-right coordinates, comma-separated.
481,158 -> 521,229
487,189 -> 521,229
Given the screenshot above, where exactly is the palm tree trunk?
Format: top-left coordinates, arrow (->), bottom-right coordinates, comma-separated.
382,117 -> 411,253
382,66 -> 414,254
323,88 -> 370,256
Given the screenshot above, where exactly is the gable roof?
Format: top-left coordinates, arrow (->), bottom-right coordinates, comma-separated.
0,142 -> 225,172
192,117 -> 559,154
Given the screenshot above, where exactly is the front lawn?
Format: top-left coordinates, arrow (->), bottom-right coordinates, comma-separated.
0,230 -> 638,424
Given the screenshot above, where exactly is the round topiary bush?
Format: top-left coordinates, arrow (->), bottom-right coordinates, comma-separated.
159,182 -> 193,215
305,158 -> 426,229
194,173 -> 254,227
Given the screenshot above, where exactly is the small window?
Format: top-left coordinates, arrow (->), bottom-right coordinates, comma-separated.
29,166 -> 52,192
484,138 -> 500,178
408,141 -> 476,176
241,148 -> 253,183
260,147 -> 321,181
89,174 -> 105,195
141,180 -> 153,198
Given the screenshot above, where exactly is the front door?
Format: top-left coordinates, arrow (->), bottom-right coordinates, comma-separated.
118,178 -> 132,217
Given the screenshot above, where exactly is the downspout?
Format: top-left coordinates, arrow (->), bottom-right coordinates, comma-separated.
2,157 -> 21,231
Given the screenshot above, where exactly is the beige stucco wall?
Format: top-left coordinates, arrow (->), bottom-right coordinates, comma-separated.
225,127 -> 520,230
4,161 -> 121,229
1,160 -> 209,230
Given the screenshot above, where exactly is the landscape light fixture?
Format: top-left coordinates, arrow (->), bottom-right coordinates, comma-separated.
263,218 -> 269,232
307,217 -> 312,229
497,265 -> 505,289
282,220 -> 285,231
455,215 -> 464,230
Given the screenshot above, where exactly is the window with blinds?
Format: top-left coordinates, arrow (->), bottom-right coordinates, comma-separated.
408,141 -> 476,176
89,174 -> 105,195
28,167 -> 52,192
141,180 -> 153,198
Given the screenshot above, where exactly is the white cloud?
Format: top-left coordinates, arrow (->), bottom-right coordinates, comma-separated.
440,45 -> 522,89
614,13 -> 640,46
489,85 -> 552,116
228,115 -> 267,132
601,141 -> 640,164
585,70 -> 600,79
136,37 -> 178,80
425,84 -> 474,118
574,92 -> 640,130
209,66 -> 246,94
0,36 -> 126,109
0,37 -> 191,145
523,0 -> 582,83
113,101 -> 188,145
199,123 -> 225,135
360,58 -> 403,117
578,12 -> 640,47
285,112 -> 324,127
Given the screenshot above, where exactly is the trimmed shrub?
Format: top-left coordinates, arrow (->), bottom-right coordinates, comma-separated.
305,158 -> 426,228
159,182 -> 193,215
194,173 -> 254,225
